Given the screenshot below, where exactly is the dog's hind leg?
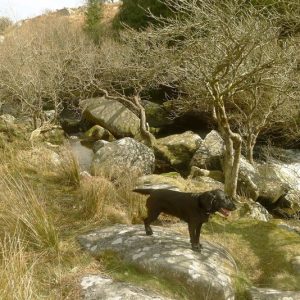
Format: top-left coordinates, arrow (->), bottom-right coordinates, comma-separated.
144,198 -> 160,236
195,223 -> 203,249
144,210 -> 160,235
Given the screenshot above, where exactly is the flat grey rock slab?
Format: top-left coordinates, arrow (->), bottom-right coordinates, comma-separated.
81,275 -> 172,300
78,225 -> 237,300
249,287 -> 300,300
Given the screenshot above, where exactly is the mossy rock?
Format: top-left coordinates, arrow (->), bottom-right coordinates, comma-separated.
154,131 -> 202,169
84,125 -> 115,142
144,101 -> 173,128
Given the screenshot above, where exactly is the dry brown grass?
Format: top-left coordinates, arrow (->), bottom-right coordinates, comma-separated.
0,234 -> 37,300
79,166 -> 147,224
59,147 -> 81,187
0,170 -> 59,251
1,140 -> 298,298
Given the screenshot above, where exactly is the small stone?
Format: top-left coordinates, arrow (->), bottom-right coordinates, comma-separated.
291,256 -> 300,274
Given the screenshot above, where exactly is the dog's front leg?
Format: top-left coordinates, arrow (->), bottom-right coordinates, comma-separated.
188,222 -> 201,252
195,223 -> 203,249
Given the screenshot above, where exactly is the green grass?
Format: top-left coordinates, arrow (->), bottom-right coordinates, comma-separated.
202,217 -> 300,292
97,250 -> 190,300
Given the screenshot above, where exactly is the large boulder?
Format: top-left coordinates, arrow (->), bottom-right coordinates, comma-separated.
91,137 -> 155,176
81,97 -> 140,138
255,164 -> 290,205
155,131 -> 202,168
189,130 -> 300,209
190,130 -> 224,170
81,275 -> 172,300
263,162 -> 300,209
238,201 -> 272,222
78,225 -> 237,300
144,100 -> 173,128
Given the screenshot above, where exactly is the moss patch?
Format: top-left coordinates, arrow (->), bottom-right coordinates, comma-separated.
97,250 -> 190,300
202,218 -> 300,292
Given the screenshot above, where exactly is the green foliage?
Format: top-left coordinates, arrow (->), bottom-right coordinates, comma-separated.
114,0 -> 300,34
113,0 -> 173,30
0,17 -> 12,34
84,0 -> 103,43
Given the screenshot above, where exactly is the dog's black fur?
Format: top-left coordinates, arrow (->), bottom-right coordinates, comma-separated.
133,188 -> 236,251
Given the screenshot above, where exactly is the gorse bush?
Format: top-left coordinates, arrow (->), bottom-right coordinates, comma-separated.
84,0 -> 103,43
113,0 -> 173,30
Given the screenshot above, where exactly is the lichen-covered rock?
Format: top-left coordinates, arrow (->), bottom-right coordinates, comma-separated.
78,225 -> 237,300
256,164 -> 290,204
261,162 -> 300,209
239,201 -> 272,222
190,130 -> 224,170
81,275 -> 172,300
155,131 -> 202,168
249,287 -> 300,300
91,137 -> 155,176
92,139 -> 109,153
81,97 -> 140,138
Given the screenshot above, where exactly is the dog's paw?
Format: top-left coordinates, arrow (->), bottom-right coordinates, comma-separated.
145,230 -> 153,236
191,244 -> 202,252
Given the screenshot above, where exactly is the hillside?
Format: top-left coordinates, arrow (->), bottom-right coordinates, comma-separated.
2,3 -> 119,34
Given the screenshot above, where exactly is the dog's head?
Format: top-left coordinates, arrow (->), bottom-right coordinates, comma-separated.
198,189 -> 236,217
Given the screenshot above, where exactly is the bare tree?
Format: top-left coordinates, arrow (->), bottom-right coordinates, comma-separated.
0,16 -> 102,129
119,0 -> 300,197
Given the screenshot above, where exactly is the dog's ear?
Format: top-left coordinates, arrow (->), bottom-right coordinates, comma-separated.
198,191 -> 216,212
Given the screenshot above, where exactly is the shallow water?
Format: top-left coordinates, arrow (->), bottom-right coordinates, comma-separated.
69,138 -> 94,171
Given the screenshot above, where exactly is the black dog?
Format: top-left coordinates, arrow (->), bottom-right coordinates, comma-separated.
133,188 -> 236,251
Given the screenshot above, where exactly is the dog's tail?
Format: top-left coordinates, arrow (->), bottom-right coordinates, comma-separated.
133,185 -> 180,195
132,188 -> 154,195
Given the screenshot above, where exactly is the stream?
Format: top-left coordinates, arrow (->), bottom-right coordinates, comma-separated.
69,137 -> 94,171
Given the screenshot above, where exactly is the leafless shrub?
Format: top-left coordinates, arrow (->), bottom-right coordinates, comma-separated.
0,16 -> 103,128
117,0 -> 300,196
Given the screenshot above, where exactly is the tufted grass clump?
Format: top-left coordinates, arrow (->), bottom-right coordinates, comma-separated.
99,166 -> 147,223
79,168 -> 146,224
80,176 -> 117,220
57,146 -> 81,187
0,234 -> 37,300
0,171 -> 59,252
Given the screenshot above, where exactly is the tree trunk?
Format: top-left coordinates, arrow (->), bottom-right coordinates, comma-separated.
223,133 -> 242,198
133,95 -> 156,148
213,99 -> 242,198
246,133 -> 258,165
